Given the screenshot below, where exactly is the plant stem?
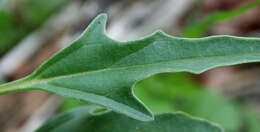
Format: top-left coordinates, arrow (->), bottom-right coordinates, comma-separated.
0,78 -> 30,94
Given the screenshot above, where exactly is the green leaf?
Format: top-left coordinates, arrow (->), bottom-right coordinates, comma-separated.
183,1 -> 260,38
1,14 -> 260,121
37,106 -> 223,132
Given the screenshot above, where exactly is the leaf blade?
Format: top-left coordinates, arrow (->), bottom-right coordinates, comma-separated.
1,14 -> 260,121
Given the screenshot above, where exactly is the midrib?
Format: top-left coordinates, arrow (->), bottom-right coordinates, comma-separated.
31,51 -> 260,84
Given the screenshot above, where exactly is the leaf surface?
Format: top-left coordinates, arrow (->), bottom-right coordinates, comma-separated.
1,14 -> 260,121
37,106 -> 223,132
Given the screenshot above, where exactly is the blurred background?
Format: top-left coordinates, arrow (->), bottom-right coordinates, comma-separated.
0,0 -> 260,132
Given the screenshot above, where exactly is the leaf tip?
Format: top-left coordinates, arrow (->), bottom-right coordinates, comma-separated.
95,13 -> 108,25
78,13 -> 108,42
154,30 -> 165,35
90,13 -> 107,31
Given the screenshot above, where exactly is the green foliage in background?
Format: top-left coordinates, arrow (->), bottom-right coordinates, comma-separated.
242,107 -> 260,132
0,0 -> 69,56
0,10 -> 26,55
183,1 -> 260,38
0,79 -> 5,85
